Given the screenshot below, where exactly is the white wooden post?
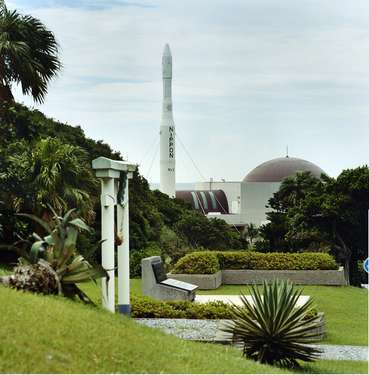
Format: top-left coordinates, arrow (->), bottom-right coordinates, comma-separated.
117,173 -> 131,314
92,157 -> 137,314
101,177 -> 115,312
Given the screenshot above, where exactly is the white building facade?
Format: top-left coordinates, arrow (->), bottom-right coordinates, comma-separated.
193,157 -> 326,227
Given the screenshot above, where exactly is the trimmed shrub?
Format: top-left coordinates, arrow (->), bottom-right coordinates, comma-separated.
131,295 -> 318,320
131,295 -> 232,319
171,251 -> 220,274
172,251 -> 338,274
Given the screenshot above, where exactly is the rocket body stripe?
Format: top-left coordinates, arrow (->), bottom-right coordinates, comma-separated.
160,44 -> 176,198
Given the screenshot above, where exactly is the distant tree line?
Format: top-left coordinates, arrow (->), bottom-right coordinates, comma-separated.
254,171 -> 369,285
0,103 -> 246,274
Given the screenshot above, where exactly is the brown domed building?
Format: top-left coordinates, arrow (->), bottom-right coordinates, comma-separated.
240,156 -> 325,225
188,156 -> 326,227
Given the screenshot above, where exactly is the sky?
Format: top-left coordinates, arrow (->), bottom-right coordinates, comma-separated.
8,0 -> 369,183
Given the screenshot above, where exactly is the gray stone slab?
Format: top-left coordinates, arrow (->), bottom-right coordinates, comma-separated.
168,271 -> 222,289
141,256 -> 198,301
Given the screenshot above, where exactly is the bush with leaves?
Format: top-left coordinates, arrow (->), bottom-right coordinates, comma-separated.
222,280 -> 321,368
175,211 -> 244,250
172,251 -> 338,274
130,243 -> 162,278
0,208 -> 107,303
131,295 -> 232,319
172,251 -> 220,274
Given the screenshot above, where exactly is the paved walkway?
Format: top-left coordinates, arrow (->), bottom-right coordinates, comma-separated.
195,294 -> 310,307
136,319 -> 368,361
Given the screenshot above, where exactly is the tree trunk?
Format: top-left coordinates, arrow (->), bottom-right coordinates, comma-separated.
344,258 -> 350,285
336,232 -> 351,285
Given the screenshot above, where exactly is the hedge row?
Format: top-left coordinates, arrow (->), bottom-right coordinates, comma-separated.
131,296 -> 318,319
131,295 -> 232,319
172,251 -> 338,274
131,295 -> 318,319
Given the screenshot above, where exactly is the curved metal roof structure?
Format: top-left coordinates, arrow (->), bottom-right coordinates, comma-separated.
176,190 -> 229,214
243,157 -> 325,183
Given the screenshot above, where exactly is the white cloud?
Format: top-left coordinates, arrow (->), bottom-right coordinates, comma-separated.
10,0 -> 369,182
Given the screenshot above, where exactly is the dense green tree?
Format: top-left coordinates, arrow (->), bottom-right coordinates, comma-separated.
0,1 -> 61,102
287,168 -> 369,285
260,169 -> 369,285
258,172 -> 327,252
268,172 -> 324,213
175,211 -> 244,250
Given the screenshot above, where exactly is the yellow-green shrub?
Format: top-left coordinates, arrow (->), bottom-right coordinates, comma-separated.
172,251 -> 338,274
171,251 -> 220,274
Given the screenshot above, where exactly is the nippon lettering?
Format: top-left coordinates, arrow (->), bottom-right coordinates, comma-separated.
169,126 -> 175,158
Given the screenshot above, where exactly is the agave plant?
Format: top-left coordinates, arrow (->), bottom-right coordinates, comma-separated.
0,207 -> 107,303
222,280 -> 321,368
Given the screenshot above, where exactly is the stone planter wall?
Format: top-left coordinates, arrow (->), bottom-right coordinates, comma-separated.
222,267 -> 346,286
169,267 -> 346,290
168,270 -> 222,290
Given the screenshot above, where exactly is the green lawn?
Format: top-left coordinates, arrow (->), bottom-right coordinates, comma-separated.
197,284 -> 369,346
80,279 -> 368,346
0,285 -> 367,374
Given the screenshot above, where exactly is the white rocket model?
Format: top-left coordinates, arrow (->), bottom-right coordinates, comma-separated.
160,44 -> 176,198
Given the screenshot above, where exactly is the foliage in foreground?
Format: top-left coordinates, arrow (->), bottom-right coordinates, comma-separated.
222,280 -> 322,368
172,251 -> 338,274
0,208 -> 106,303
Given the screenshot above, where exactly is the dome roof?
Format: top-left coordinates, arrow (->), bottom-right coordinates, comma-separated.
243,157 -> 325,183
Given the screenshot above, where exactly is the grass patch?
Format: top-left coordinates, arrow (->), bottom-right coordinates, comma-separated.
3,262 -> 367,347
80,279 -> 368,346
0,285 -> 287,374
198,284 -> 368,346
0,285 -> 367,374
294,360 -> 368,374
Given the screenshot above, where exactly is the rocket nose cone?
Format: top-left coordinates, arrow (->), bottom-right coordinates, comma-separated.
163,43 -> 171,57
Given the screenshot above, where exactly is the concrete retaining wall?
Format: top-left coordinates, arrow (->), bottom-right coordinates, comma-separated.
170,267 -> 346,289
168,271 -> 222,290
222,268 -> 346,286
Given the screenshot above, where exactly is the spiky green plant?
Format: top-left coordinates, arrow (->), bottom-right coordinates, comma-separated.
222,280 -> 321,368
0,207 -> 107,303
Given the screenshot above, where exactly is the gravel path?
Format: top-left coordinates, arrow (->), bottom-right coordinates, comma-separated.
135,319 -> 368,361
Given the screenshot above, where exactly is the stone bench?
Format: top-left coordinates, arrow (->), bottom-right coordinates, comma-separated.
142,256 -> 198,301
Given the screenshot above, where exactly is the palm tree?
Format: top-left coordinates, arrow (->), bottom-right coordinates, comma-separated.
269,172 -> 321,212
0,1 -> 61,103
6,137 -> 98,223
243,223 -> 259,246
